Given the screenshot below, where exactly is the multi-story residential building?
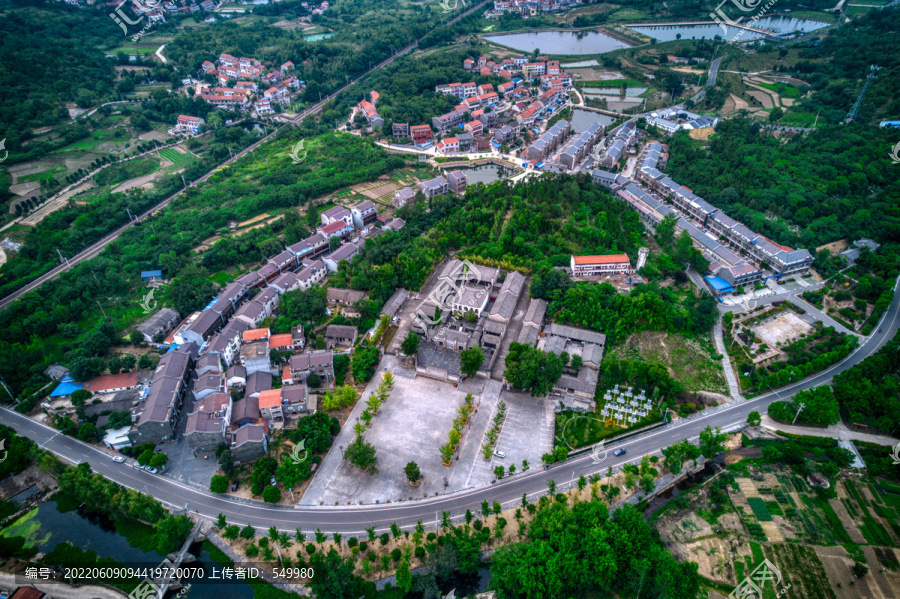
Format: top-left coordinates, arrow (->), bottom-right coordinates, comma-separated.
418,176 -> 449,199
350,200 -> 377,228
394,187 -> 417,208
447,170 -> 467,193
393,123 -> 409,139
176,115 -> 204,133
321,206 -> 353,227
410,124 -> 434,145
289,351 -> 335,382
437,136 -> 460,154
296,260 -> 327,290
324,242 -> 361,272
432,109 -> 467,133
288,232 -> 329,261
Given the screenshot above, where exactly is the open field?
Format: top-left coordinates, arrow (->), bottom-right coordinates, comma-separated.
610,331 -> 727,394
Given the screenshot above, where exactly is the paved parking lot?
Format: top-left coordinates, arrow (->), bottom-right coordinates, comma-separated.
301,361 -> 492,505
453,388 -> 555,489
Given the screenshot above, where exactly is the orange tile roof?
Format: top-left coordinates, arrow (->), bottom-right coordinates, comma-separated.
83,371 -> 139,391
269,333 -> 293,349
243,328 -> 270,342
573,254 -> 630,265
282,365 -> 292,380
259,388 -> 282,409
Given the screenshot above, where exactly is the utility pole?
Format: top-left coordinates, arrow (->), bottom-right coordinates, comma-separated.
96,300 -> 108,320
791,402 -> 806,425
181,174 -> 187,189
56,249 -> 71,270
126,207 -> 135,221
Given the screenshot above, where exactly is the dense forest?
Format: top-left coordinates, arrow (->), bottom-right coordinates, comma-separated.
791,9 -> 900,124
832,331 -> 900,433
666,118 -> 900,249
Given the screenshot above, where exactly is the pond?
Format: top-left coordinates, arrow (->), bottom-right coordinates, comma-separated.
485,30 -> 630,55
570,108 -> 615,133
303,32 -> 335,41
443,163 -> 516,185
3,499 -> 254,599
628,16 -> 828,42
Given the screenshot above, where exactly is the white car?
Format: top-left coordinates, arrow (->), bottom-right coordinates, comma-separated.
493,450 -> 506,459
113,455 -> 126,463
145,467 -> 159,474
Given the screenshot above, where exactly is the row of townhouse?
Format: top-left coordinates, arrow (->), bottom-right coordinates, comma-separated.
598,121 -> 637,168
634,141 -> 812,277
605,176 -> 765,288
525,119 -> 571,162
556,121 -> 603,169
128,344 -> 194,445
435,82 -> 495,99
393,171 -> 467,207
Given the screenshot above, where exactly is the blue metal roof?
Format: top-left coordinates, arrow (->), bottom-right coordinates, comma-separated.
203,299 -> 218,311
705,276 -> 734,292
50,376 -> 82,397
141,270 -> 163,278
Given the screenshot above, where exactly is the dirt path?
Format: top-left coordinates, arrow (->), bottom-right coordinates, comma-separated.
761,414 -> 899,446
20,180 -> 94,226
112,169 -> 164,193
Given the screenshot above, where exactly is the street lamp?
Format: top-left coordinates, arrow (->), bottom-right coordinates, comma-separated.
339,445 -> 344,457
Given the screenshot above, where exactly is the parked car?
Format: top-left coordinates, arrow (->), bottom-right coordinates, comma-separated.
231,480 -> 239,492
145,467 -> 159,474
113,455 -> 126,463
133,463 -> 144,470
543,464 -> 551,471
270,476 -> 277,486
614,448 -> 626,457
493,450 -> 506,459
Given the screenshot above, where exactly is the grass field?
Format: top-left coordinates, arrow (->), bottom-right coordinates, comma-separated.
610,332 -> 727,394
17,166 -> 66,183
757,81 -> 803,99
159,148 -> 192,164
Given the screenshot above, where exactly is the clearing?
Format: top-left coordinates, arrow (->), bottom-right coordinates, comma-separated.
609,331 -> 727,394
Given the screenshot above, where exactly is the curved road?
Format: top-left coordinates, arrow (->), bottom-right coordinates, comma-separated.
0,0 -> 489,313
4,277 -> 898,536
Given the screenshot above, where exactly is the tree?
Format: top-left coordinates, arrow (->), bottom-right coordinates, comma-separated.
309,548 -> 359,599
351,346 -> 380,382
153,515 -> 193,555
240,525 -> 256,539
460,346 -> 485,377
149,453 -> 168,469
307,373 -> 321,388
570,354 -> 583,371
401,331 -> 419,356
345,435 -> 378,474
747,411 -> 761,426
404,461 -> 421,484
216,513 -> 227,529
223,525 -> 240,540
440,443 -> 454,463
129,330 -> 144,345
396,558 -> 413,592
699,425 -> 727,459
504,343 -> 563,396
547,480 -> 557,495
262,486 -> 281,503
218,449 -> 234,473
792,386 -> 840,426
210,475 -> 229,493
494,465 -> 505,479
853,562 -> 869,577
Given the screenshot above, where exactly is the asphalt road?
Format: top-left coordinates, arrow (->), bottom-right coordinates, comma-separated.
0,0 -> 490,313
5,277 -> 898,536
